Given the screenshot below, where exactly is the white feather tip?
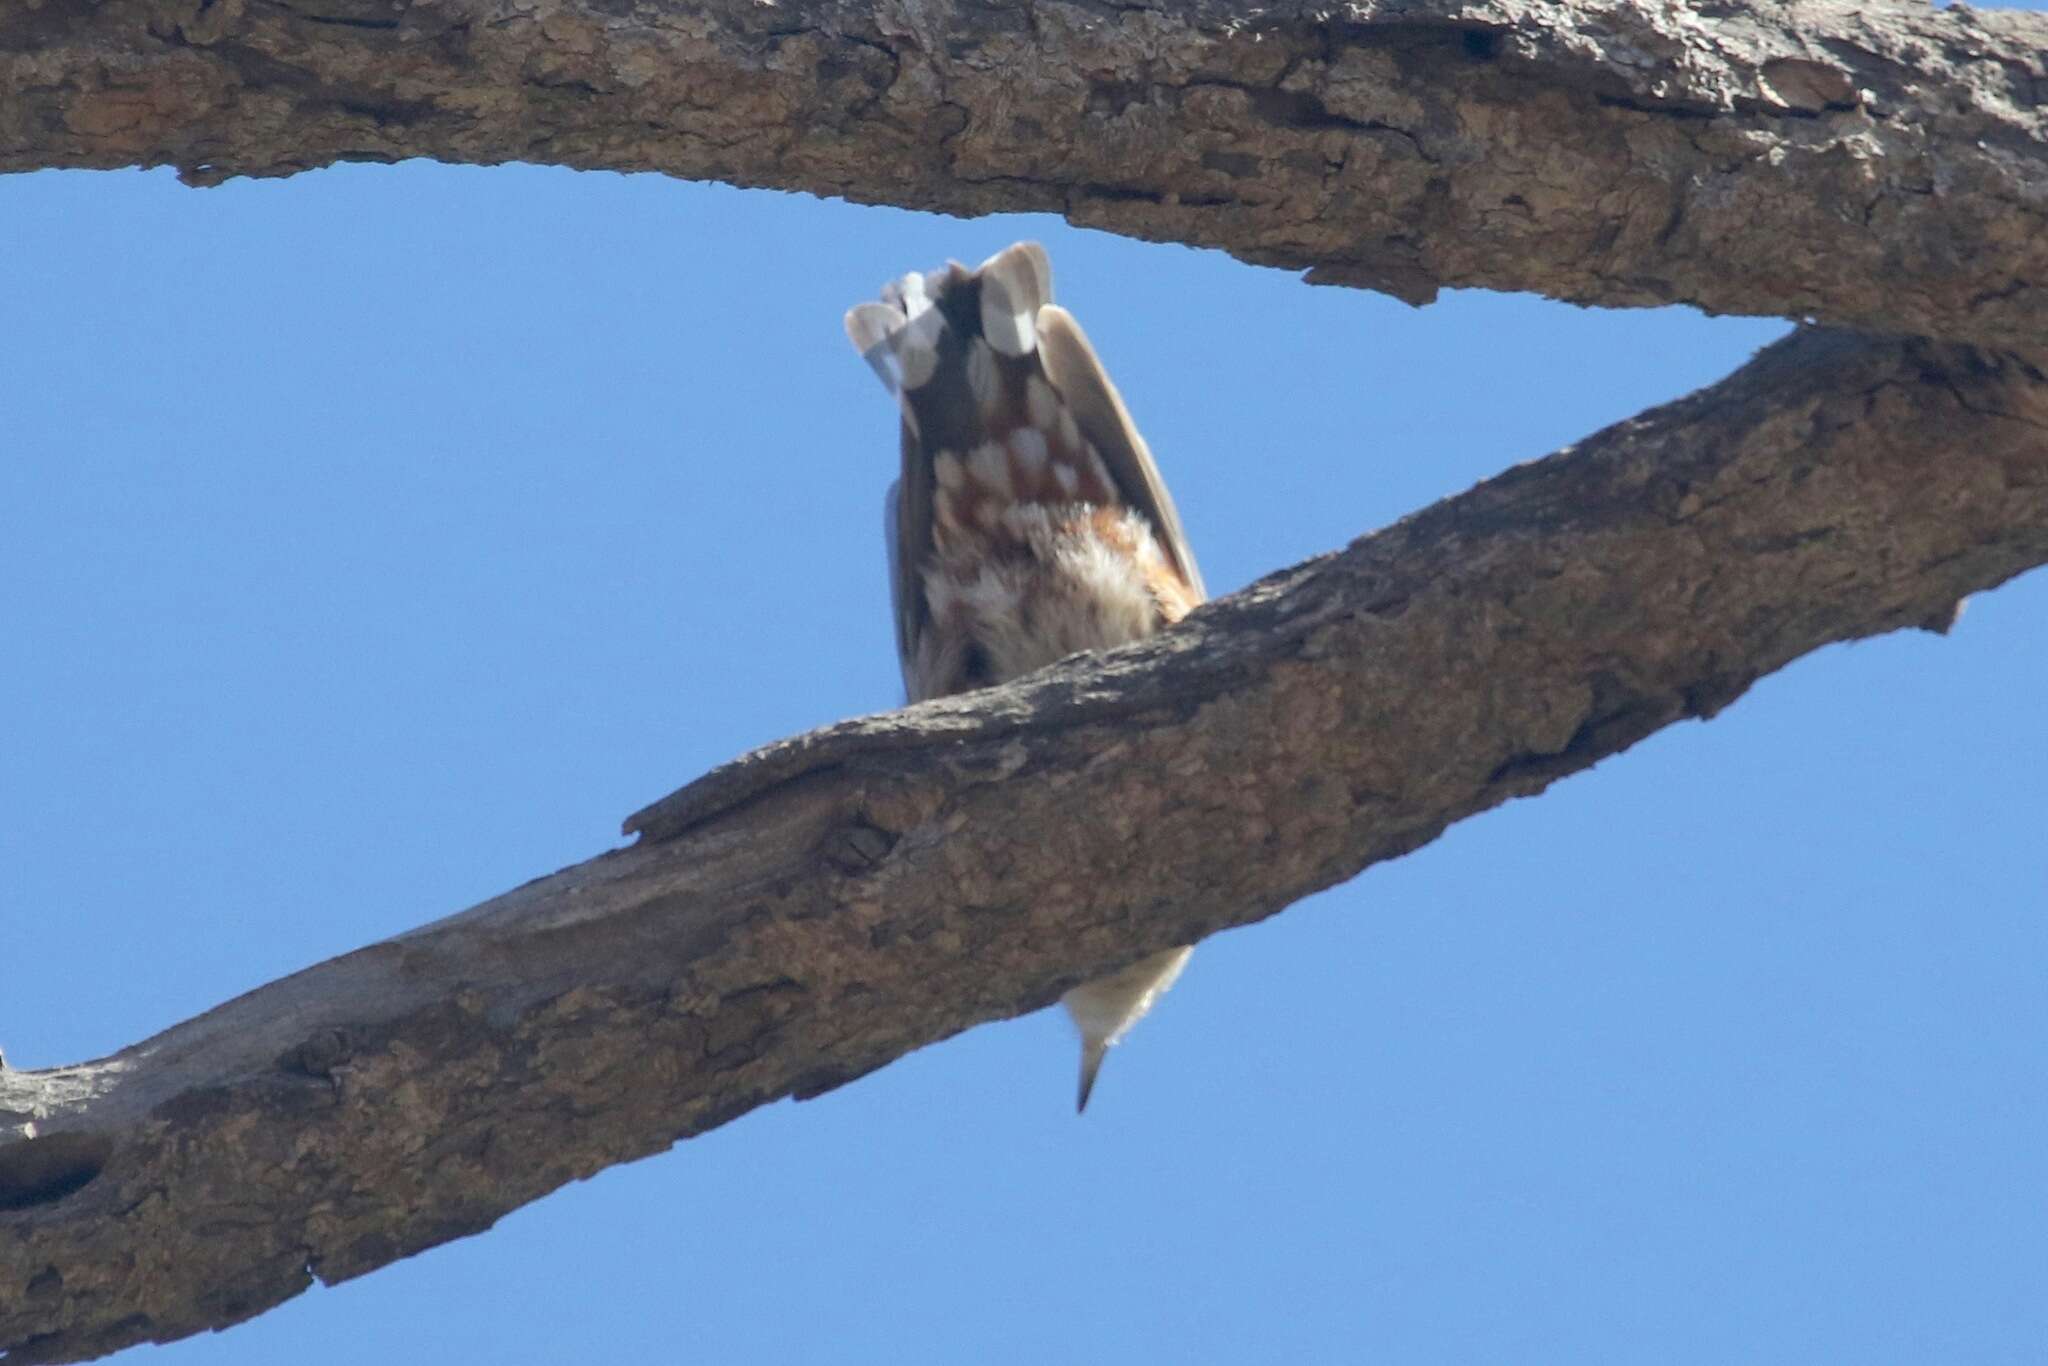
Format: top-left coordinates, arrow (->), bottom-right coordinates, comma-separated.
977,242 -> 1053,358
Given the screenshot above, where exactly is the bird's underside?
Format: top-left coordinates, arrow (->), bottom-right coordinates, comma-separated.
845,242 -> 1202,1111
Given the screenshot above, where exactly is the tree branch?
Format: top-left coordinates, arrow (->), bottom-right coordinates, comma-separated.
10,2 -> 2048,1352
3,0 -> 2044,346
4,328 -> 2045,1361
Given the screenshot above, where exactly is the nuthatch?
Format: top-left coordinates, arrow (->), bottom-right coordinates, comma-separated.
846,243 -> 1201,1111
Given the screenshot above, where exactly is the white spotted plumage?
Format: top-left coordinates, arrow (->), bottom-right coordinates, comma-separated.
844,242 -> 1204,1112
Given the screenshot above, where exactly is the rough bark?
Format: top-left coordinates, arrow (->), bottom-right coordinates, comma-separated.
8,0 -> 2048,1354
3,0 -> 2046,347
4,328 -> 2046,1362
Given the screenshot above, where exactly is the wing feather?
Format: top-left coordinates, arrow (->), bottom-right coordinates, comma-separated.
1035,305 -> 1207,602
850,243 -> 1203,700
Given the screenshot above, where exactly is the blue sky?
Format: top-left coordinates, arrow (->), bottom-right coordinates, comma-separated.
4,150 -> 2043,1363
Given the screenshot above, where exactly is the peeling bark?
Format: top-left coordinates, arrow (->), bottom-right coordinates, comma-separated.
2,0 -> 2045,346
5,328 -> 2046,1362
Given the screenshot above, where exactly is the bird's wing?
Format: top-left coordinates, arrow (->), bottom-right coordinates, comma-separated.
847,273 -> 949,699
847,242 -> 1204,699
1035,303 -> 1206,603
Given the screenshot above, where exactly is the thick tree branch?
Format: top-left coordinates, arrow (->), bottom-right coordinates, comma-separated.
3,0 -> 2044,346
4,328 -> 2045,1361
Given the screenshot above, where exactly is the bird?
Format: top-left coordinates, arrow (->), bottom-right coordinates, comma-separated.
844,242 -> 1202,1112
